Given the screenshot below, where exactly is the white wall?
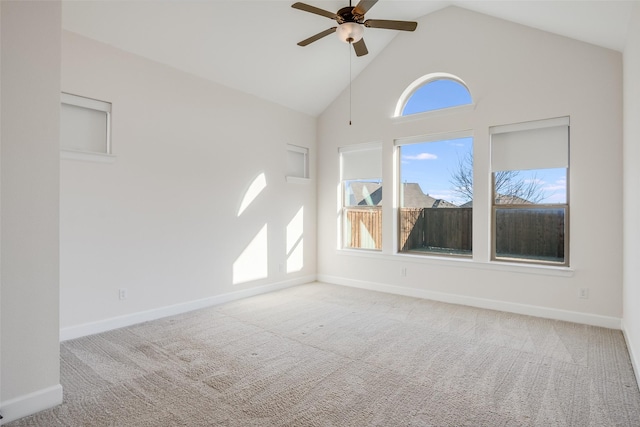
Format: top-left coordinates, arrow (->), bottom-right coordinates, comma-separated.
60,32 -> 316,335
623,2 -> 640,384
317,7 -> 623,326
0,1 -> 63,423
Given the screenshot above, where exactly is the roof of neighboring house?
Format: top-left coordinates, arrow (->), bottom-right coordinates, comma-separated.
347,182 -> 383,206
400,183 -> 458,208
460,194 -> 532,207
347,182 -> 459,208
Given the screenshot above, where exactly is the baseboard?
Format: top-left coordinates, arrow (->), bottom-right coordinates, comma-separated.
0,384 -> 63,424
317,275 -> 621,330
622,319 -> 640,389
60,275 -> 316,341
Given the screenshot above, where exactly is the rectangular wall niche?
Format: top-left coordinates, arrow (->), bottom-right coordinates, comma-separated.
286,144 -> 309,181
61,92 -> 112,155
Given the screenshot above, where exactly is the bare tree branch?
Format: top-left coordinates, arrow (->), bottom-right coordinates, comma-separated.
449,152 -> 546,205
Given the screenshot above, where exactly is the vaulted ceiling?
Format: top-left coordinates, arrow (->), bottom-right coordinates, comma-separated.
62,1 -> 636,116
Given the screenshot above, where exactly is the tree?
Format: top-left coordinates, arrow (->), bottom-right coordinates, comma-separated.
449,152 -> 546,205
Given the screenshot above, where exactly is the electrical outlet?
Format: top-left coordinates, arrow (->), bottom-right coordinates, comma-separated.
579,288 -> 589,299
401,267 -> 407,277
119,288 -> 128,300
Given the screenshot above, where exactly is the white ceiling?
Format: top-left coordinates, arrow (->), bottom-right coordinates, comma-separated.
62,0 -> 636,117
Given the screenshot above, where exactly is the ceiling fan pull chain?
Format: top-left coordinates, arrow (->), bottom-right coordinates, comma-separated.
349,42 -> 352,126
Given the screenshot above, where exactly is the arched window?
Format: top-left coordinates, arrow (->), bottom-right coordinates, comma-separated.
395,73 -> 472,117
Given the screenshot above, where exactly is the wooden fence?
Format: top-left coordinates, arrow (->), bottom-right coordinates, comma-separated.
399,208 -> 473,252
494,208 -> 565,260
347,207 -> 565,260
345,207 -> 382,250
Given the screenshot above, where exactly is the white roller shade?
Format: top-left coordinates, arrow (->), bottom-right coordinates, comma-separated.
287,149 -> 307,178
340,144 -> 382,180
491,117 -> 569,172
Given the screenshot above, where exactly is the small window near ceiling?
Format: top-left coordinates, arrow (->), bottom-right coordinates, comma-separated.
286,144 -> 309,181
61,93 -> 112,155
395,73 -> 472,117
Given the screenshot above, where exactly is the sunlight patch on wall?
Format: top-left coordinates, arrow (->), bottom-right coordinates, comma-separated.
233,224 -> 268,284
238,172 -> 266,216
286,207 -> 304,273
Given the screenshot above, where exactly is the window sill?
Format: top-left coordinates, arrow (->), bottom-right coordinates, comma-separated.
392,103 -> 476,124
336,248 -> 574,277
286,176 -> 311,184
60,149 -> 116,163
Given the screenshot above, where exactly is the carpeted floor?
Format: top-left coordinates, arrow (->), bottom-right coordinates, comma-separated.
7,282 -> 640,426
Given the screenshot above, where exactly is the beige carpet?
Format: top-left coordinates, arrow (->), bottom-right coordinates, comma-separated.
7,282 -> 640,426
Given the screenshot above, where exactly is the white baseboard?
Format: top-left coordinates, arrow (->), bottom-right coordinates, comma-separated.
622,319 -> 640,389
317,275 -> 622,330
0,384 -> 63,425
60,275 -> 316,341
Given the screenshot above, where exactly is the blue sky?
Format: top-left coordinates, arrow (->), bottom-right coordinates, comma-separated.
399,137 -> 473,205
399,80 -> 567,206
399,138 -> 567,206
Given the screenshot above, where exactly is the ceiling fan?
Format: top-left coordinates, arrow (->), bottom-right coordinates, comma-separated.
292,0 -> 418,57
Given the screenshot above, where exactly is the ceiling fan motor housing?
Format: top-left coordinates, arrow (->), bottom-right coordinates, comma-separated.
337,6 -> 365,24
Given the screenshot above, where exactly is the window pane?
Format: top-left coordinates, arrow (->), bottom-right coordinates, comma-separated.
398,137 -> 473,255
343,180 -> 381,250
344,207 -> 382,250
494,168 -> 567,205
402,79 -> 472,116
344,180 -> 382,206
495,207 -> 565,263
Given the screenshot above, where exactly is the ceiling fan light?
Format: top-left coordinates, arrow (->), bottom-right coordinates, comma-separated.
336,22 -> 364,43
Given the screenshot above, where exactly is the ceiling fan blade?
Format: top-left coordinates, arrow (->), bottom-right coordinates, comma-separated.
352,38 -> 368,57
353,0 -> 378,17
364,19 -> 418,31
297,27 -> 337,46
291,2 -> 337,20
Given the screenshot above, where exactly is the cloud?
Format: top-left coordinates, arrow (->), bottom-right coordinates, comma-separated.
543,178 -> 567,192
402,152 -> 437,160
525,178 -> 545,185
543,183 -> 566,192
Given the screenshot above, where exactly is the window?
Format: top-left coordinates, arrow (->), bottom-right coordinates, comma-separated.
395,73 -> 472,117
340,143 -> 382,250
490,117 -> 569,265
396,135 -> 473,256
286,144 -> 309,180
60,93 -> 112,155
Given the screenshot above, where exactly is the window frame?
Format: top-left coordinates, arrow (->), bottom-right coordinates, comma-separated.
60,92 -> 112,155
394,131 -> 474,258
286,144 -> 310,182
339,142 -> 383,252
489,117 -> 570,267
394,72 -> 473,118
